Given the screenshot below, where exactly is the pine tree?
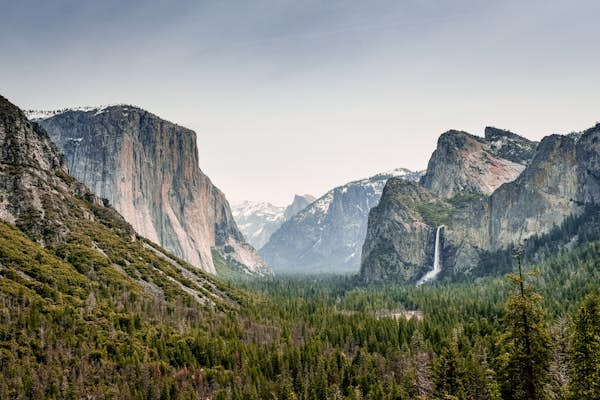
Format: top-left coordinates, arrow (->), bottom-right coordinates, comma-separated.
548,317 -> 570,400
410,330 -> 433,399
568,293 -> 600,400
497,246 -> 552,400
277,377 -> 298,400
432,337 -> 465,399
468,341 -> 501,400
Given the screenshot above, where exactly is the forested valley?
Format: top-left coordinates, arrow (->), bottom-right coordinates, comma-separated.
1,222 -> 598,399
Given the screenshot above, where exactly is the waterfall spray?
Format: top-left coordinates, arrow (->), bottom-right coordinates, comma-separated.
417,226 -> 443,286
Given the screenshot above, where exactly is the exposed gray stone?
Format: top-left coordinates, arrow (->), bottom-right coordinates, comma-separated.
361,125 -> 600,283
261,169 -> 423,273
420,129 -> 537,198
37,105 -> 267,275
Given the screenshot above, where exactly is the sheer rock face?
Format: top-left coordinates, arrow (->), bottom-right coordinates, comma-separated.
360,179 -> 437,283
487,134 -> 581,251
37,106 -> 267,275
576,124 -> 600,204
260,169 -> 423,273
361,125 -> 600,283
420,128 -> 538,198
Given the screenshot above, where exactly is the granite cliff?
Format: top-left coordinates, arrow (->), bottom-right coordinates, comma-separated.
420,127 -> 537,197
361,125 -> 600,283
360,179 -> 437,283
34,106 -> 267,275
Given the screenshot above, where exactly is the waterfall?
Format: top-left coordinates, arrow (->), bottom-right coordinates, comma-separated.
417,226 -> 443,286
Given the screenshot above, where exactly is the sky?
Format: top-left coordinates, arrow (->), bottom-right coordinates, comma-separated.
2,0 -> 600,205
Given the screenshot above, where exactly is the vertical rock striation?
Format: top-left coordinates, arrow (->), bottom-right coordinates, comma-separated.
36,106 -> 267,275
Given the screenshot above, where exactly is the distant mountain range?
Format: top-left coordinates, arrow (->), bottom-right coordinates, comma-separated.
232,194 -> 315,249
260,168 -> 423,273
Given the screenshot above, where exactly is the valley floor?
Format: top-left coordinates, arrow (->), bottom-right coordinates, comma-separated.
1,235 -> 599,399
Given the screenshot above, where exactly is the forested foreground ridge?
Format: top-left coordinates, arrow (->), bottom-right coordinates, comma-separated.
1,94 -> 599,400
1,225 -> 600,399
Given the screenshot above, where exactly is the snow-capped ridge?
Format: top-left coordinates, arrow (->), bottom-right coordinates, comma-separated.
232,194 -> 316,249
24,104 -> 137,121
299,169 -> 424,222
260,168 -> 423,273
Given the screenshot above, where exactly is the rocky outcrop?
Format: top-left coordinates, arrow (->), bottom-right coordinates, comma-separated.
232,194 -> 315,249
484,127 -> 538,164
260,168 -> 423,273
420,129 -> 537,198
0,96 -> 109,245
360,179 -> 437,283
36,106 -> 267,275
361,125 -> 600,283
487,134 -> 581,251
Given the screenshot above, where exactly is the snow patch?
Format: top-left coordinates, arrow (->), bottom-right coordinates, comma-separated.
24,104 -> 134,121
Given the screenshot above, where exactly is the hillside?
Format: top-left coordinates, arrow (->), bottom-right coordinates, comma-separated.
0,95 -> 254,397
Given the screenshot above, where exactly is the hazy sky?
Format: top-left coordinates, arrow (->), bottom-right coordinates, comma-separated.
2,0 -> 600,205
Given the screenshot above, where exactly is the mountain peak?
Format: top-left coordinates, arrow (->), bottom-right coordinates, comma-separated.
294,193 -> 316,202
438,129 -> 483,144
485,126 -> 523,140
421,126 -> 537,197
283,194 -> 316,222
